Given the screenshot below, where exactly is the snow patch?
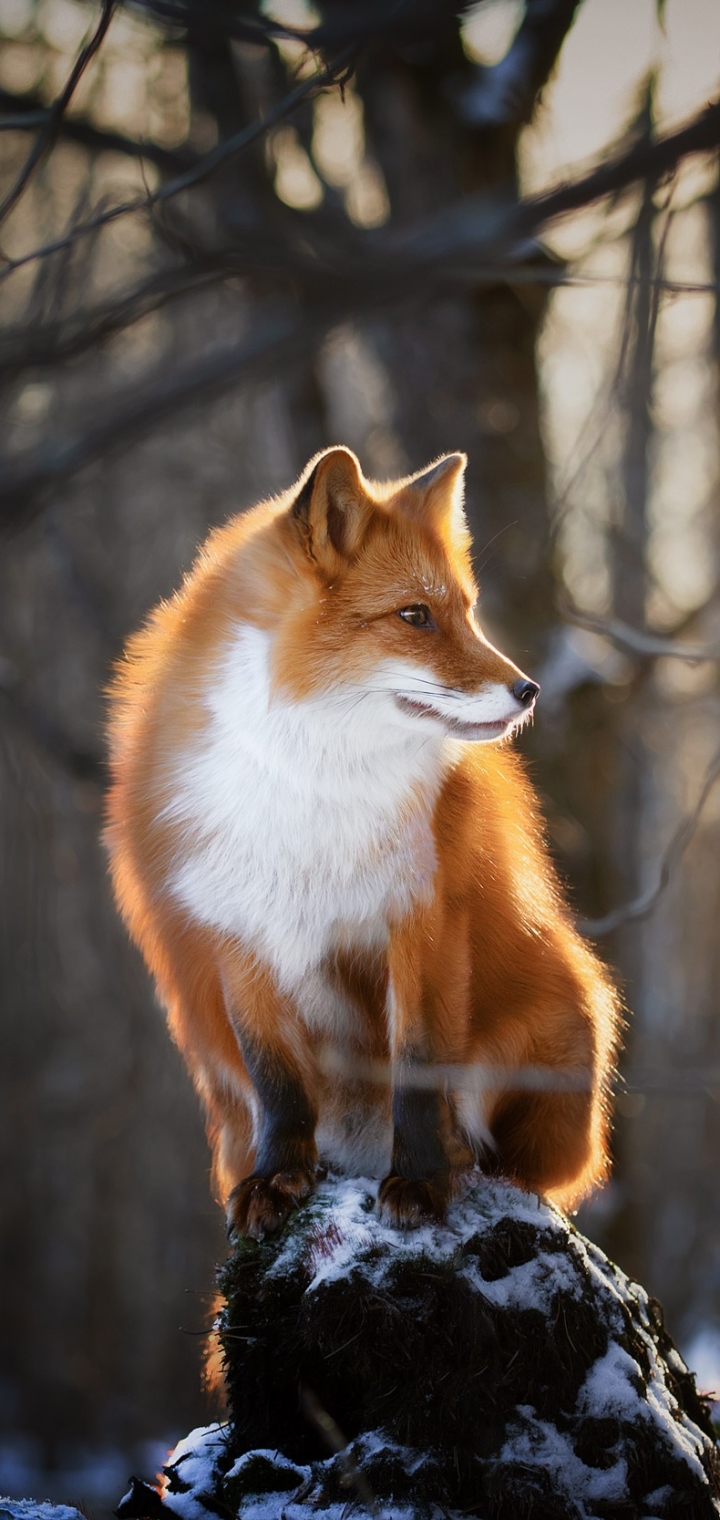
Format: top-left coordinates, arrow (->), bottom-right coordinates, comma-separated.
0,1505 -> 85,1520
641,1337 -> 710,1483
166,1425 -> 431,1520
239,1503 -> 415,1520
579,1340 -> 645,1419
225,1451 -> 308,1487
352,1431 -> 428,1476
269,1172 -> 572,1305
461,1246 -> 581,1313
499,1408 -> 629,1505
162,1424 -> 230,1520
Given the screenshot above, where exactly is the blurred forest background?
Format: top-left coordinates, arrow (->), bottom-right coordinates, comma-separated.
1,0 -> 720,1506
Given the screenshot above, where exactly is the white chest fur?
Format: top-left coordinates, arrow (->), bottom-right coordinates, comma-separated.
164,623 -> 445,991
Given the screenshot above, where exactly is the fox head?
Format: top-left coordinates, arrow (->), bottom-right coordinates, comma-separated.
243,446 -> 538,745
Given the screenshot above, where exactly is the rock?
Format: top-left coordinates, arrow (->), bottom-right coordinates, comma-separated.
134,1175 -> 720,1519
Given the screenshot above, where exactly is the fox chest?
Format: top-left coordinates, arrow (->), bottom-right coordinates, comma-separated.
166,737 -> 439,991
170,772 -> 434,984
162,623 -> 443,991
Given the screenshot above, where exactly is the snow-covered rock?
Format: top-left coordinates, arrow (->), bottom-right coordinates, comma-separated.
120,1175 -> 720,1518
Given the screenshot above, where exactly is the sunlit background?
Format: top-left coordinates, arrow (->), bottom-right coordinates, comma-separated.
1,0 -> 720,1506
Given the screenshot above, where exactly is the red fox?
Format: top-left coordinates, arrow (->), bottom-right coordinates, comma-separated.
105,447 -> 620,1238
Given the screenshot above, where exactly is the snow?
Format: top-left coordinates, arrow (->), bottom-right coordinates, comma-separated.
499,1408 -> 629,1505
238,1501 -> 415,1520
574,1275 -> 712,1484
269,1172 -> 571,1303
352,1432 -> 429,1478
0,1505 -> 85,1520
641,1335 -> 710,1483
225,1451 -> 308,1486
578,1340 -> 645,1419
644,1486 -> 673,1507
169,1429 -> 430,1520
161,1424 -> 231,1520
566,1232 -> 633,1335
461,1245 -> 581,1311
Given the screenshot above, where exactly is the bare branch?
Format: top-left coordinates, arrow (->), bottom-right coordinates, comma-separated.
0,98 -> 718,524
0,313 -> 332,528
387,99 -> 720,275
0,0 -> 116,228
581,745 -> 720,937
138,0 -> 467,52
0,87 -> 197,173
2,71 -> 718,293
0,110 -> 47,131
0,43 -> 358,283
132,0 -> 315,46
5,252 -> 717,391
525,99 -> 720,229
559,591 -> 720,663
0,260 -> 229,375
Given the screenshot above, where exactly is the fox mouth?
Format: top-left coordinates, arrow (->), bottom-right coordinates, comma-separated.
393,694 -> 518,740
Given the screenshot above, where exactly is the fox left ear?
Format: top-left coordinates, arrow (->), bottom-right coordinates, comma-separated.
402,452 -> 468,543
290,447 -> 372,575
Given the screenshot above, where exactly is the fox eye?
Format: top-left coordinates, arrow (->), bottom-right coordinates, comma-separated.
398,603 -> 435,629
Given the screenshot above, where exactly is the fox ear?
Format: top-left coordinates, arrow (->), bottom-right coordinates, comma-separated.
291,447 -> 371,574
402,452 -> 468,543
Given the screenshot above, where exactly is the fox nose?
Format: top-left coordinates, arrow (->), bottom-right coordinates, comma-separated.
511,678 -> 540,708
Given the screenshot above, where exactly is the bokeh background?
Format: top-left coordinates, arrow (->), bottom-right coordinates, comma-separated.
1,0 -> 720,1506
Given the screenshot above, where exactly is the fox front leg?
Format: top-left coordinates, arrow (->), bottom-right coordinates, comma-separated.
377,1045 -> 452,1227
378,913 -> 463,1228
221,954 -> 318,1240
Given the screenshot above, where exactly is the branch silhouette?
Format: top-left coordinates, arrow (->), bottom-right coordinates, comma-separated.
1,97 -> 719,527
581,745 -> 720,938
0,0 -> 115,228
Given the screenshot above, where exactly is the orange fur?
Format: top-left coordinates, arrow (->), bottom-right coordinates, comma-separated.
105,447 -> 620,1235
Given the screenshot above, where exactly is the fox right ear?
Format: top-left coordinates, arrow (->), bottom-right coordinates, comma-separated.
290,447 -> 372,575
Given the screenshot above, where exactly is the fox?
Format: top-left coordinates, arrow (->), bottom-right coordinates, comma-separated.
105,445 -> 620,1239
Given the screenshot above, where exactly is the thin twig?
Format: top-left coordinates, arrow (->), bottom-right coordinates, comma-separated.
0,260 -> 228,374
0,0 -> 115,228
0,111 -> 48,131
0,90 -> 196,172
0,42 -> 358,281
558,592 -> 720,662
0,313 -> 332,527
0,105 -> 718,520
582,744 -> 720,937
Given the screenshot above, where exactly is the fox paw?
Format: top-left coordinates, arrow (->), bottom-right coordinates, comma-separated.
226,1167 -> 316,1241
377,1175 -> 447,1229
